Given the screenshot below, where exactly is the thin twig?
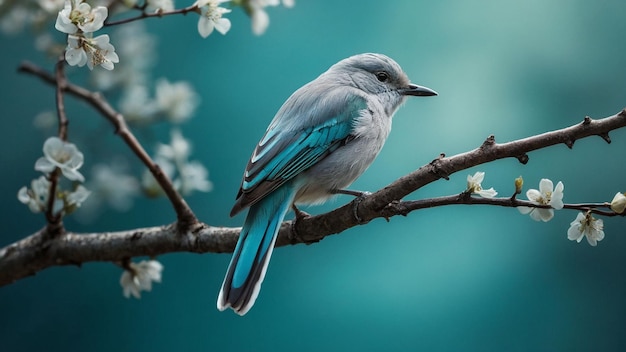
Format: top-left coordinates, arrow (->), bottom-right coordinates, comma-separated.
380,195 -> 619,218
54,58 -> 68,141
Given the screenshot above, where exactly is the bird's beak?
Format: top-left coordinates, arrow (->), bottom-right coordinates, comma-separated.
400,84 -> 438,97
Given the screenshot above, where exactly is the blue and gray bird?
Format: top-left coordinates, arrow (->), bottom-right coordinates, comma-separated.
217,53 -> 437,315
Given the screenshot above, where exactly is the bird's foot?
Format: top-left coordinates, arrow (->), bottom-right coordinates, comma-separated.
290,204 -> 319,245
332,189 -> 372,223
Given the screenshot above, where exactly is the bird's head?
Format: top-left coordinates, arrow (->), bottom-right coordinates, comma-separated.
327,53 -> 437,113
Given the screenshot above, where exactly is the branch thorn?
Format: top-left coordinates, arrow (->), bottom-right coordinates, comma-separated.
599,132 -> 611,144
516,154 -> 529,164
481,135 -> 496,148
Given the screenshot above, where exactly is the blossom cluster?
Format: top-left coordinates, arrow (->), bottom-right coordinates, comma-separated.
194,0 -> 295,38
55,0 -> 119,70
73,161 -> 141,223
18,137 -> 90,216
120,260 -> 163,299
120,78 -> 200,125
465,172 -> 619,247
515,177 -> 606,246
1,0 -> 296,68
142,129 -> 213,197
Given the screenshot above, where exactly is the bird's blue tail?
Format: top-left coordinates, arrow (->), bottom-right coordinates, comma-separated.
217,185 -> 296,315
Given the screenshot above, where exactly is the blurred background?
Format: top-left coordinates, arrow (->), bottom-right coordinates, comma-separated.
1,0 -> 626,351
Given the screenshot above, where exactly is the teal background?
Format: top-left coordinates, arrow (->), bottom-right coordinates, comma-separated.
2,0 -> 626,351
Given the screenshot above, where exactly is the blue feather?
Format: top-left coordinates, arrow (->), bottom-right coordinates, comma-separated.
235,95 -> 367,213
218,184 -> 296,315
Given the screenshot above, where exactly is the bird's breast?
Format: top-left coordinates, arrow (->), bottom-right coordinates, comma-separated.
294,104 -> 391,205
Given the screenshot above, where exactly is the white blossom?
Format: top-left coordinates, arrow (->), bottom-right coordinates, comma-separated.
17,176 -> 63,214
567,212 -> 605,246
65,34 -> 119,70
34,136 -> 85,182
154,79 -> 199,122
18,176 -> 89,215
156,129 -> 191,162
466,171 -> 497,198
84,34 -> 119,71
247,0 -> 293,35
66,184 -> 91,208
88,163 -> 140,211
74,162 -> 140,223
143,130 -> 212,196
114,23 -> 155,72
113,22 -> 156,75
518,178 -> 564,222
177,161 -> 213,195
249,1 -> 270,35
196,0 -> 232,38
55,0 -> 108,34
120,260 -> 163,299
119,85 -> 158,123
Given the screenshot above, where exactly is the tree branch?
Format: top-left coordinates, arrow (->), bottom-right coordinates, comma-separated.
1,108 -> 625,286
18,61 -> 198,230
318,109 -> 626,236
0,194 -> 620,286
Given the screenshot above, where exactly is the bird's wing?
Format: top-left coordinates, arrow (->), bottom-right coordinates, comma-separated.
230,90 -> 367,216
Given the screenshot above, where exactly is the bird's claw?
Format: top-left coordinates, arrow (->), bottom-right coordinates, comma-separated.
351,191 -> 371,223
290,205 -> 318,244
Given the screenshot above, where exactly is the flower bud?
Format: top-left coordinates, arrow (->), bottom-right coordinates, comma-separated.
514,176 -> 523,195
610,192 -> 626,214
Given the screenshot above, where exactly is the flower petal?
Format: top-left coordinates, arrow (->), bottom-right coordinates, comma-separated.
539,178 -> 554,194
550,181 -> 564,209
34,157 -> 56,173
61,168 -> 85,182
198,16 -> 215,38
526,189 -> 542,203
251,8 -> 269,35
214,17 -> 231,35
477,188 -> 497,198
537,208 -> 554,222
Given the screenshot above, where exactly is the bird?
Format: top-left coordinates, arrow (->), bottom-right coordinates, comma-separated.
217,53 -> 437,315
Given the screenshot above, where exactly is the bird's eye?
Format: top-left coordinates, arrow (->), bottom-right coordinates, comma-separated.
375,72 -> 389,82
